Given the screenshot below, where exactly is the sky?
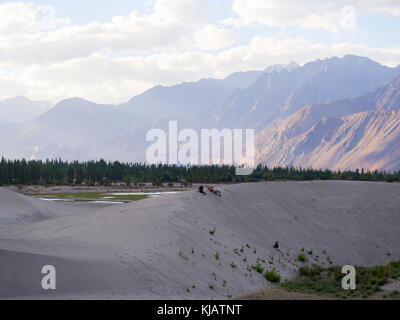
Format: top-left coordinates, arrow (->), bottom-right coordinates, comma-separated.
1,0 -> 400,104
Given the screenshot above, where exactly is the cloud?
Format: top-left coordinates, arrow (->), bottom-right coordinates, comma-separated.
4,36 -> 398,104
357,0 -> 400,16
230,0 -> 400,32
220,17 -> 254,29
0,0 -> 211,66
0,1 -> 399,104
194,25 -> 239,50
153,0 -> 210,25
0,2 -> 69,36
230,0 -> 355,32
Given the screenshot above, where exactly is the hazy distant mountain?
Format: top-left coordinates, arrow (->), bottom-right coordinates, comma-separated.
0,96 -> 52,124
0,122 -> 24,151
118,71 -> 263,124
214,55 -> 400,131
1,70 -> 263,161
255,71 -> 400,171
0,96 -> 52,152
264,61 -> 300,74
2,98 -> 126,160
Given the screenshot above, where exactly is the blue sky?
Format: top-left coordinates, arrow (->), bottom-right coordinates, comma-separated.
1,0 -> 400,103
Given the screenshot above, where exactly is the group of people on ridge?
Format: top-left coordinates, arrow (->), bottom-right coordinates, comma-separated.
198,185 -> 221,197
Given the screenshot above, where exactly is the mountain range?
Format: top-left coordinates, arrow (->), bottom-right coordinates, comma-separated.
0,97 -> 52,151
255,71 -> 400,171
1,55 -> 399,171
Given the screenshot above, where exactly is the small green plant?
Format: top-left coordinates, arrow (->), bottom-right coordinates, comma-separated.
191,247 -> 195,254
230,262 -> 237,269
253,248 -> 257,254
209,227 -> 216,235
265,270 -> 281,283
215,251 -> 220,260
298,253 -> 307,262
283,260 -> 400,298
307,250 -> 313,255
178,251 -> 188,260
209,284 -> 215,290
222,280 -> 227,287
299,264 -> 323,277
246,243 -> 251,249
186,287 -> 190,292
255,264 -> 264,273
243,255 -> 247,262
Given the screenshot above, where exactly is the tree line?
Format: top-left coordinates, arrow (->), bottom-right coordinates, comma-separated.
0,157 -> 399,187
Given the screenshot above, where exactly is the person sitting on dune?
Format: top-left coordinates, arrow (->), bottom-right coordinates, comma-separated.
199,185 -> 206,195
214,189 -> 221,197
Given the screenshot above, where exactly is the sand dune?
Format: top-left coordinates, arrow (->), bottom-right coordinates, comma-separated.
0,181 -> 399,299
0,188 -> 94,227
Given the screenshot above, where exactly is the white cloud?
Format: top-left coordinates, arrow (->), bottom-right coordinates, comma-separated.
5,36 -> 399,104
154,0 -> 210,25
0,0 -> 210,66
357,0 -> 400,16
230,0 -> 400,32
0,2 -> 69,35
231,0 -> 354,32
194,25 -> 239,50
221,17 -> 254,28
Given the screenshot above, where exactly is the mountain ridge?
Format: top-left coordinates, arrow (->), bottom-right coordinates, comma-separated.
255,69 -> 400,171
